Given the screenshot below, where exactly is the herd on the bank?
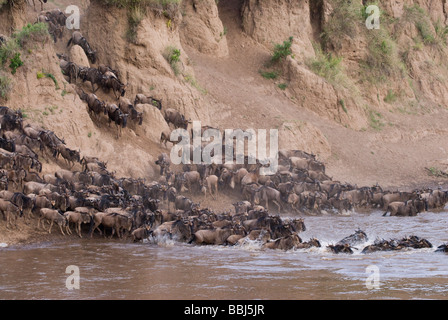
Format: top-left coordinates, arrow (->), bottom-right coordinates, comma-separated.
1,105 -> 448,254
1,9 -> 448,255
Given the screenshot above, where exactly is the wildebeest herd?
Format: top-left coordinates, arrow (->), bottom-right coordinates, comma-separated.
1,11 -> 448,255
1,104 -> 448,255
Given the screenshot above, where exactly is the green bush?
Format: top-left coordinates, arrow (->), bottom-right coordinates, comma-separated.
259,70 -> 278,80
13,23 -> 49,48
164,46 -> 181,75
308,45 -> 342,83
271,37 -> 293,63
9,53 -> 23,75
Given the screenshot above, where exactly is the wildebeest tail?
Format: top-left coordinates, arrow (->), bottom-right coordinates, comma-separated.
66,36 -> 73,48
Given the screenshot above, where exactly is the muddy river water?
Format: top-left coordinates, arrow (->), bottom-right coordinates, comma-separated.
1,210 -> 448,300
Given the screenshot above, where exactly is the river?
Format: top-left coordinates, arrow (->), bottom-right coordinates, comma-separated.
1,210 -> 448,300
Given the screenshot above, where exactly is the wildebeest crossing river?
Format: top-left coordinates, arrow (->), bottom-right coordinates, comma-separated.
2,210 -> 448,299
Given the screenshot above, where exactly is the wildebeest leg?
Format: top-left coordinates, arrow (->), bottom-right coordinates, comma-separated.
48,220 -> 54,234
77,222 -> 82,238
65,222 -> 72,235
273,200 -> 282,213
58,223 -> 65,235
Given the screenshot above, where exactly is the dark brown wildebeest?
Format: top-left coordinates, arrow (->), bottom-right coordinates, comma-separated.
336,229 -> 368,247
105,103 -> 128,138
164,108 -> 189,129
59,59 -> 82,83
182,171 -> 201,194
64,210 -> 93,238
382,199 -> 424,217
45,9 -> 67,27
0,114 -> 23,132
89,210 -> 133,239
327,243 -> 354,254
253,186 -> 283,212
38,130 -> 65,151
3,192 -> 33,223
165,186 -> 177,211
67,31 -> 97,64
0,137 -> 15,152
79,91 -> 107,120
232,200 -> 252,215
119,97 -> 142,125
192,227 -> 235,245
98,64 -> 120,83
78,67 -> 104,92
0,198 -> 21,229
381,191 -> 418,210
102,75 -> 126,99
155,153 -> 170,175
80,156 -> 107,172
160,129 -> 177,148
37,13 -> 63,42
132,224 -> 151,242
174,195 -> 199,213
53,144 -> 80,167
295,237 -> 321,249
262,233 -> 302,251
134,94 -> 162,110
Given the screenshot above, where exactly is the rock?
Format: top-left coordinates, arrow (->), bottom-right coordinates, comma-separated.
69,45 -> 90,68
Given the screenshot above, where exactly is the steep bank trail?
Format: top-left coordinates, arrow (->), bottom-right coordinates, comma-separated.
184,0 -> 448,191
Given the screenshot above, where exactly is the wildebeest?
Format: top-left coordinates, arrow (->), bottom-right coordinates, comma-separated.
191,227 -> 234,245
119,97 -> 142,125
327,243 -> 354,254
382,199 -> 424,217
79,90 -> 106,120
362,236 -> 432,254
164,108 -> 189,129
67,31 -> 97,64
0,114 -> 23,132
155,153 -> 170,176
202,175 -> 218,200
262,233 -> 302,251
134,94 -> 162,110
37,208 -> 67,235
54,144 -> 80,167
336,229 -> 368,247
60,59 -> 82,83
64,210 -> 93,238
254,186 -> 283,212
103,76 -> 126,99
79,67 -> 104,92
0,198 -> 21,229
132,224 -> 151,242
89,210 -> 133,239
105,103 -> 128,138
1,191 -> 33,222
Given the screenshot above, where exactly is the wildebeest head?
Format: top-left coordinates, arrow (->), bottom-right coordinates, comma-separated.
87,51 -> 97,64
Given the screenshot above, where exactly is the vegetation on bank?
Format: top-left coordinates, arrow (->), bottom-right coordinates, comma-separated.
100,0 -> 182,43
0,23 -> 50,100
